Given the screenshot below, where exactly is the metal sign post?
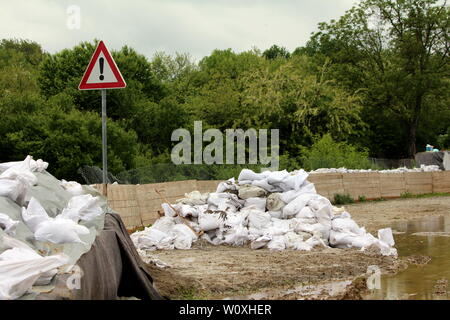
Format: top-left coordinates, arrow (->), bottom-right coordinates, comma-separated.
78,41 -> 127,191
101,89 -> 107,184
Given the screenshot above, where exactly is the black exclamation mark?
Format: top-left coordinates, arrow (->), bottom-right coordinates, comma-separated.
99,57 -> 104,80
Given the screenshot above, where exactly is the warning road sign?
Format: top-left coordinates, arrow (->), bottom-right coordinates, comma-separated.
78,41 -> 126,90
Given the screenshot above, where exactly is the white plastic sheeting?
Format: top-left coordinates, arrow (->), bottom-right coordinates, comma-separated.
0,156 -> 106,300
132,169 -> 397,256
310,164 -> 440,174
21,195 -> 101,244
0,234 -> 68,300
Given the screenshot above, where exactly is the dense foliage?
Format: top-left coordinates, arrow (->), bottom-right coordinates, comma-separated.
0,0 -> 448,181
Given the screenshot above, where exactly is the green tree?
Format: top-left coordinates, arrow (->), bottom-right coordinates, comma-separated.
241,55 -> 366,155
0,92 -> 139,180
38,41 -> 165,119
307,0 -> 450,157
263,45 -> 291,60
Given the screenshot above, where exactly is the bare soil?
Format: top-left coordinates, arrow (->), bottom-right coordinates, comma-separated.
147,196 -> 450,300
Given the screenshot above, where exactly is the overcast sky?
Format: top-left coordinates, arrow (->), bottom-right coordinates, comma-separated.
0,0 -> 358,61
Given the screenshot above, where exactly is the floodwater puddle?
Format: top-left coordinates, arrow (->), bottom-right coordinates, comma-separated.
364,215 -> 450,300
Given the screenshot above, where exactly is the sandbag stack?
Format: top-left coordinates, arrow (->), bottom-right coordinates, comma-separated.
131,169 -> 397,256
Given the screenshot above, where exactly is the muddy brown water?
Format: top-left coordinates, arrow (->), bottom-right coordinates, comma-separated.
364,215 -> 450,300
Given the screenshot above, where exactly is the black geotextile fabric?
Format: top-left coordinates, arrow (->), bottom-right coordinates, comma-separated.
37,213 -> 164,300
74,212 -> 164,300
415,151 -> 446,170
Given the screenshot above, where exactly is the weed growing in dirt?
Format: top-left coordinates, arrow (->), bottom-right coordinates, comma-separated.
333,193 -> 355,205
176,288 -> 206,300
358,195 -> 367,202
401,192 -> 450,199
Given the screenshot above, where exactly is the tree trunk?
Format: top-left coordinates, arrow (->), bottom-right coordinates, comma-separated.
407,121 -> 417,158
407,95 -> 423,158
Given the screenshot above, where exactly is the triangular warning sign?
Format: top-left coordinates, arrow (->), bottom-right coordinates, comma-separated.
78,41 -> 126,90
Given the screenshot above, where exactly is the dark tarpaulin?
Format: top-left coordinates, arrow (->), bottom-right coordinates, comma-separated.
37,213 -> 164,300
415,151 -> 448,170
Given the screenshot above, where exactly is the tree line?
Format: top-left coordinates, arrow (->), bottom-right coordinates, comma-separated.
0,0 -> 448,181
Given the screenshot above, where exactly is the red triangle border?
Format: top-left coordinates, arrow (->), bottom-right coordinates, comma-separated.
78,41 -> 126,90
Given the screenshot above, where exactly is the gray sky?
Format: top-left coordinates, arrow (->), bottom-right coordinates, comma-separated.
0,0 -> 358,61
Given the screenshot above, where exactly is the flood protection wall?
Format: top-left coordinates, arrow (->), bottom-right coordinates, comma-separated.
94,171 -> 450,229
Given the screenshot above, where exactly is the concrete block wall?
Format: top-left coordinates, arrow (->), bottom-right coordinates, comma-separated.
95,171 -> 450,229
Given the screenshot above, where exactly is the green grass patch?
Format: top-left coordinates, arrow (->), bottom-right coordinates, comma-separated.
358,195 -> 367,202
401,192 -> 450,199
333,193 -> 355,205
175,288 -> 206,300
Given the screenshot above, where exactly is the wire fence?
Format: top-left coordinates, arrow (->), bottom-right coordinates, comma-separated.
78,158 -> 416,185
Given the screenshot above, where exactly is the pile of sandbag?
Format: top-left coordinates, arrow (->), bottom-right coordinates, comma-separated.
131,169 -> 397,256
0,156 -> 106,300
310,164 -> 440,174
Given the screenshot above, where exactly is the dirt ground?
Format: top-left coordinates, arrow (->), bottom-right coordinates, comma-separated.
146,195 -> 450,300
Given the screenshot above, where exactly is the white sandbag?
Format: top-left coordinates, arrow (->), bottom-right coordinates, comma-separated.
176,191 -> 208,206
29,158 -> 48,172
0,178 -> 29,205
378,228 -> 395,246
60,180 -> 84,196
198,212 -> 222,231
222,225 -> 248,246
266,193 -> 285,211
207,193 -> 228,208
267,211 -> 282,219
313,203 -> 333,228
244,197 -> 266,211
294,222 -> 325,236
173,234 -> 192,250
34,217 -> 90,244
0,253 -> 68,300
161,203 -> 177,217
200,232 -> 222,246
0,213 -> 19,236
247,209 -> 271,230
305,233 -> 328,249
266,218 -> 293,236
178,204 -> 200,218
238,185 -> 267,199
299,180 -> 316,194
238,169 -> 267,182
171,224 -> 198,242
0,156 -> 38,186
350,233 -> 379,249
250,235 -> 272,250
278,170 -> 308,191
295,206 -> 315,219
265,170 -> 290,184
21,197 -> 51,233
209,193 -> 244,212
134,228 -> 175,250
282,193 -> 315,218
152,216 -> 176,233
216,178 -> 237,193
331,216 -> 363,234
251,178 -> 280,192
221,211 -> 249,230
267,235 -> 286,251
60,194 -> 103,222
248,226 -> 265,239
279,189 -> 302,204
284,232 -> 312,251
